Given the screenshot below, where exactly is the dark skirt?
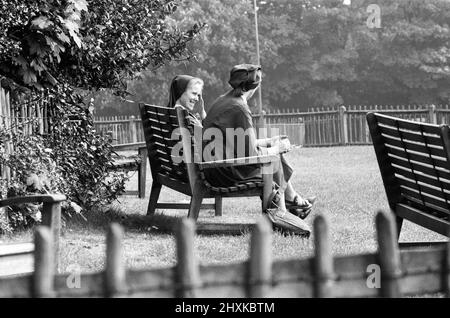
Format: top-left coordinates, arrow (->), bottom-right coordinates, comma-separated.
203,154 -> 293,190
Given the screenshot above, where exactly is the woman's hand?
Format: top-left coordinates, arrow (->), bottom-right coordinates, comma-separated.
277,138 -> 292,153
267,138 -> 292,155
266,138 -> 291,155
194,94 -> 207,120
269,135 -> 289,147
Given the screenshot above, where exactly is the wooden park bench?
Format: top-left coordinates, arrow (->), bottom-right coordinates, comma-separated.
139,103 -> 276,221
100,130 -> 147,198
0,194 -> 65,277
367,112 -> 450,241
109,143 -> 147,198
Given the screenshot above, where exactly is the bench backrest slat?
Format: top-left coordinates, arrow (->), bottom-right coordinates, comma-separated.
367,112 -> 450,220
139,103 -> 189,184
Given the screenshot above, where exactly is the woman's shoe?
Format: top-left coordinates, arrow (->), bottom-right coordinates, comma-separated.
286,195 -> 316,209
292,207 -> 312,220
264,205 -> 311,237
286,195 -> 316,219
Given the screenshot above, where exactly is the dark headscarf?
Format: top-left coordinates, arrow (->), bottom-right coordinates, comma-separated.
167,75 -> 196,108
228,64 -> 262,91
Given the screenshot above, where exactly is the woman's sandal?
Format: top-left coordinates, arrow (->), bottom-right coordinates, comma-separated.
294,207 -> 312,220
285,195 -> 315,209
286,195 -> 317,219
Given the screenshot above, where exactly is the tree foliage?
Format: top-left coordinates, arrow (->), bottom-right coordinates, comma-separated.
0,1 -> 202,231
0,0 -> 202,93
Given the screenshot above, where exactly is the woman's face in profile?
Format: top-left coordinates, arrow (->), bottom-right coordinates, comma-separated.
178,82 -> 203,111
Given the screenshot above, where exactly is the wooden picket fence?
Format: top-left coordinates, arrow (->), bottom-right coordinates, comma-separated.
0,87 -> 54,136
2,84 -> 450,149
262,104 -> 448,147
0,211 -> 449,298
0,86 -> 55,180
94,104 -> 450,148
94,115 -> 145,145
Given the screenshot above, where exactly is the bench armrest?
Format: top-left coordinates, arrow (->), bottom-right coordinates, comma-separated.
198,154 -> 279,169
0,194 -> 67,207
111,142 -> 146,152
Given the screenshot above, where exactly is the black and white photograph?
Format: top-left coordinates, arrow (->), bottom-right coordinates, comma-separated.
0,0 -> 449,302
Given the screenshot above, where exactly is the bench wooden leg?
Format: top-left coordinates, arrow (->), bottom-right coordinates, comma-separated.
138,147 -> 147,198
41,202 -> 61,274
261,165 -> 274,212
188,192 -> 204,221
395,215 -> 404,240
214,196 -> 223,217
147,183 -> 162,216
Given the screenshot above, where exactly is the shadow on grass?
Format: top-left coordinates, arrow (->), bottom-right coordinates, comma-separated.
65,206 -> 179,234
65,206 -> 256,236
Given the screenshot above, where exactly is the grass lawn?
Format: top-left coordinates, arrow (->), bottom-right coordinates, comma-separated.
1,145 -> 447,274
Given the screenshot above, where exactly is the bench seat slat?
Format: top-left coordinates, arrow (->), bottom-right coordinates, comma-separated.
151,149 -> 182,164
375,114 -> 442,135
157,158 -> 187,173
146,111 -> 178,123
142,104 -> 177,116
145,126 -> 173,139
386,145 -> 449,170
148,137 -> 178,149
393,166 -> 450,189
382,135 -> 447,158
149,142 -> 179,155
396,204 -> 450,237
399,186 -> 450,214
145,122 -> 179,135
396,176 -> 450,202
145,118 -> 180,132
389,156 -> 450,180
379,125 -> 442,146
159,163 -> 186,176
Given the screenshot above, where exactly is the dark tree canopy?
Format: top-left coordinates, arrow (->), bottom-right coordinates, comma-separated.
98,0 -> 450,116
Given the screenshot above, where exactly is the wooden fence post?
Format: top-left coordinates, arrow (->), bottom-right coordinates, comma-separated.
376,210 -> 402,297
175,218 -> 201,297
33,226 -> 55,298
339,106 -> 348,145
247,216 -> 272,298
129,115 -> 137,143
255,110 -> 265,139
1,88 -> 11,181
313,215 -> 334,297
428,104 -> 437,124
104,223 -> 127,297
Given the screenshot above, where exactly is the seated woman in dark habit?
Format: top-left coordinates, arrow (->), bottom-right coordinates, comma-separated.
201,64 -> 316,236
167,74 -> 206,126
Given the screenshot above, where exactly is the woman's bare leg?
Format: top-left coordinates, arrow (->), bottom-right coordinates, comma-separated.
284,181 -> 309,205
